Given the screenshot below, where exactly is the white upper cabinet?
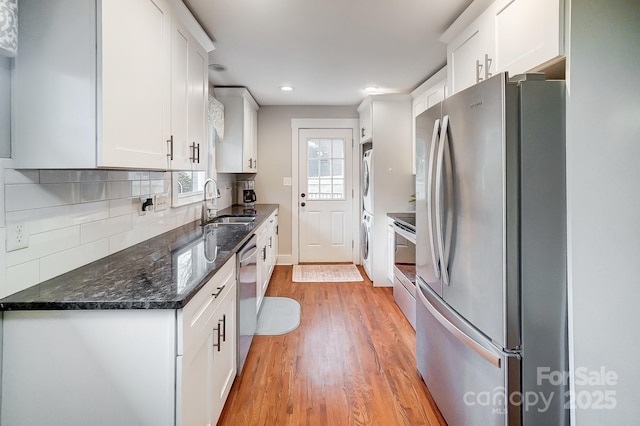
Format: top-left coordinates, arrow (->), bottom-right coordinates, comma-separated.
215,88 -> 259,173
13,0 -> 213,170
359,101 -> 373,143
447,8 -> 496,94
101,0 -> 172,169
411,67 -> 447,175
169,19 -> 208,171
443,0 -> 564,95
492,0 -> 563,75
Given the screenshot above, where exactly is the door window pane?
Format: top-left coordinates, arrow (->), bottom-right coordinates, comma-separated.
308,159 -> 319,178
308,139 -> 319,159
306,138 -> 346,200
332,140 -> 344,158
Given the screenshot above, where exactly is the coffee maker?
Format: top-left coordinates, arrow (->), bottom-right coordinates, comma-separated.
236,180 -> 257,207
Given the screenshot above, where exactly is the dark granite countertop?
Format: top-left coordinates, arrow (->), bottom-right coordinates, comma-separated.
0,204 -> 279,311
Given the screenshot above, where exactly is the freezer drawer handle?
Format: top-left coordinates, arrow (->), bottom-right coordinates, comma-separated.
418,281 -> 501,368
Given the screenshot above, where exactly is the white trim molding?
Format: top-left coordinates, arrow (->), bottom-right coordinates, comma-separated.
290,118 -> 360,265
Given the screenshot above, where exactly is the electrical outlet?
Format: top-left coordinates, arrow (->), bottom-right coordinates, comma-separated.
154,193 -> 170,212
7,222 -> 29,252
283,177 -> 292,186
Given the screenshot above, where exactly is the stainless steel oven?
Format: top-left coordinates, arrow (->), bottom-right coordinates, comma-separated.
392,217 -> 416,329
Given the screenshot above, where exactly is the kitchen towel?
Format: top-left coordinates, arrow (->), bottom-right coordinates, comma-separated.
0,0 -> 17,57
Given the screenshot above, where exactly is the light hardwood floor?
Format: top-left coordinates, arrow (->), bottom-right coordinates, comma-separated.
218,265 -> 447,426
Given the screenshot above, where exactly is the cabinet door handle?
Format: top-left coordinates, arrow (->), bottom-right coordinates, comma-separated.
361,127 -> 365,138
268,236 -> 272,248
212,285 -> 225,298
189,142 -> 196,163
213,325 -> 221,352
248,158 -> 252,169
476,59 -> 483,83
166,135 -> 174,160
484,54 -> 492,80
262,246 -> 267,261
219,315 -> 226,342
253,158 -> 257,169
196,143 -> 200,163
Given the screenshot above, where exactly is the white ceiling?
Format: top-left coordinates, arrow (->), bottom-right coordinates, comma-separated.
183,0 -> 475,106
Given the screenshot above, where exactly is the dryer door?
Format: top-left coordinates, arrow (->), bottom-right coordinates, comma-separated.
362,151 -> 372,212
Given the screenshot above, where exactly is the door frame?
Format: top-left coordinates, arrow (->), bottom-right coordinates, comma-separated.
291,118 -> 360,265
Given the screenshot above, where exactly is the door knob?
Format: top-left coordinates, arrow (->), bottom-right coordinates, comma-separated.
301,202 -> 306,207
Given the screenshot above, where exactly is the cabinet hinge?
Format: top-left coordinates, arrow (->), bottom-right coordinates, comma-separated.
352,240 -> 354,248
352,189 -> 354,198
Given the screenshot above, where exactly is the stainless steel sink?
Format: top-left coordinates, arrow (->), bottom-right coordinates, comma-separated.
207,215 -> 256,225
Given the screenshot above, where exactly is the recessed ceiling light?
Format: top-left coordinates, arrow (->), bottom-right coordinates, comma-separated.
209,64 -> 227,71
280,85 -> 294,91
364,86 -> 379,93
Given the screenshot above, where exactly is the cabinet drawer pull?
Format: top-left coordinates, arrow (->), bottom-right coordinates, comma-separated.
212,285 -> 225,298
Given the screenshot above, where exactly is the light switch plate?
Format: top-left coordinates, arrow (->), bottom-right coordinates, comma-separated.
283,177 -> 292,186
154,193 -> 170,212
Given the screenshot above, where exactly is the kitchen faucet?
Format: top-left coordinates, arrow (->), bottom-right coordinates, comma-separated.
201,178 -> 221,225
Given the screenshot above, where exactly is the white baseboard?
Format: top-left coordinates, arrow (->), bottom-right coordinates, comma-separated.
276,254 -> 294,265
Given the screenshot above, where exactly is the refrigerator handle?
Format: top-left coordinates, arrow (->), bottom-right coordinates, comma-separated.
427,118 -> 441,279
417,279 -> 502,368
435,115 -> 450,286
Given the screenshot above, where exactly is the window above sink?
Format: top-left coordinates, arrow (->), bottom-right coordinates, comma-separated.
171,170 -> 206,207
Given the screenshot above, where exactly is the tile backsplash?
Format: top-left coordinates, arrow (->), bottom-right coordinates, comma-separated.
0,168 -> 235,298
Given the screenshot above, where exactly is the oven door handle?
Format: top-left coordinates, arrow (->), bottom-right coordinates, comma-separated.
392,223 -> 416,243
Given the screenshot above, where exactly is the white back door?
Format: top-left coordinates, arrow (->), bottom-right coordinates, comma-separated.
298,128 -> 353,262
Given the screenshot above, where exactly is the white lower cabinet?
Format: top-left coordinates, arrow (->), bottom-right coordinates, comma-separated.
1,256 -> 237,426
179,256 -> 237,426
387,217 -> 395,284
209,280 -> 237,423
256,210 -> 279,311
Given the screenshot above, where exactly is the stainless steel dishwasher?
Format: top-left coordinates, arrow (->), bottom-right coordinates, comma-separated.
237,234 -> 258,374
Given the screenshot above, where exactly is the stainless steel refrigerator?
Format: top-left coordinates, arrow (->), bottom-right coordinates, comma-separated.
415,73 -> 568,426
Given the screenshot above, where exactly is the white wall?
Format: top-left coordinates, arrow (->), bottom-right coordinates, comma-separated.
255,106 -> 358,262
566,0 -> 640,423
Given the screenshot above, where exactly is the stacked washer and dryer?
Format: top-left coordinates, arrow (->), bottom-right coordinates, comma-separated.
361,149 -> 373,279
357,95 -> 413,286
